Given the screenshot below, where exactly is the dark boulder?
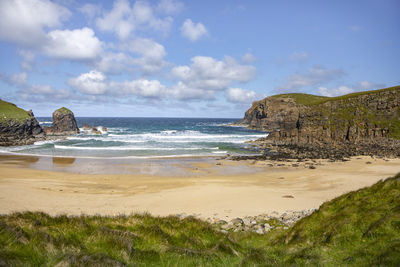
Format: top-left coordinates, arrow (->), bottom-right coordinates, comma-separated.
44,107 -> 79,136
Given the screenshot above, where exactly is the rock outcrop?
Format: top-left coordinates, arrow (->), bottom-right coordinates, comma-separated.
44,107 -> 79,136
237,86 -> 400,159
0,100 -> 44,146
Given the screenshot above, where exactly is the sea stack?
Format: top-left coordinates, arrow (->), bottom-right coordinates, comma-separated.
0,99 -> 44,146
44,107 -> 80,135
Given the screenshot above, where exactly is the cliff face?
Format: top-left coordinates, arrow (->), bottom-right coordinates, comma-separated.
239,86 -> 400,145
44,107 -> 79,135
0,100 -> 44,146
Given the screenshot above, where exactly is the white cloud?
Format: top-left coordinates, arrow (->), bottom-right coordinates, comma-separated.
69,70 -> 167,99
125,37 -> 168,73
110,79 -> 166,98
277,65 -> 344,92
180,19 -> 208,42
226,88 -> 258,104
157,0 -> 184,15
79,3 -> 102,19
241,53 -> 257,63
68,70 -> 107,95
10,72 -> 28,86
169,82 -> 215,100
18,50 -> 36,71
96,0 -> 173,39
172,56 -> 256,91
0,71 -> 27,87
44,27 -> 103,60
95,52 -> 133,74
0,0 -> 70,46
318,86 -> 354,97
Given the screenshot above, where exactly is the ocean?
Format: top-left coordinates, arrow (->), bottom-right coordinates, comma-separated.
1,117 -> 268,159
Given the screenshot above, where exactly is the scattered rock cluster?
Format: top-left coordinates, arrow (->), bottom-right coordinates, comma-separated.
176,209 -> 316,235
82,124 -> 107,135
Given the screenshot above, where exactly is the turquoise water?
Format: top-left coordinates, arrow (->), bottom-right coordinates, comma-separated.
1,118 -> 268,158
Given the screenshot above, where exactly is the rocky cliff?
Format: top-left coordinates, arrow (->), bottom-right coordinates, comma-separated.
44,107 -> 79,135
237,86 -> 400,158
0,99 -> 44,146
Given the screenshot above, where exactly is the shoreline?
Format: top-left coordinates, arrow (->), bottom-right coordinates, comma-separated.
0,153 -> 399,222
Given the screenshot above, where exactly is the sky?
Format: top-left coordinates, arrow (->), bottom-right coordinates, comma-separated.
0,0 -> 399,117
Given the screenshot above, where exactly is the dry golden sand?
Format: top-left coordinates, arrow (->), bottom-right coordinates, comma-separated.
0,155 -> 399,220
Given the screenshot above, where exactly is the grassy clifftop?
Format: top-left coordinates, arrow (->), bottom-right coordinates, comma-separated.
1,173 -> 399,266
271,85 -> 400,106
0,99 -> 30,125
54,107 -> 73,115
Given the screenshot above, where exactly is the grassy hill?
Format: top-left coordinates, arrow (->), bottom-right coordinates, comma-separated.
1,173 -> 399,266
271,85 -> 400,106
0,99 -> 30,125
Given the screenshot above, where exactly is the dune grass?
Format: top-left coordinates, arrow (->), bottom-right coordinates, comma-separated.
1,173 -> 400,266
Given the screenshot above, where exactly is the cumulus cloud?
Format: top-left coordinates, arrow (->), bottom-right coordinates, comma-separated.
69,70 -> 167,99
124,38 -> 168,73
44,27 -> 103,60
94,52 -> 133,74
68,70 -> 107,95
157,0 -> 184,15
276,65 -> 344,92
0,0 -> 70,46
168,82 -> 215,100
226,88 -> 258,104
110,79 -> 166,98
172,56 -> 255,91
96,0 -> 173,39
180,19 -> 208,42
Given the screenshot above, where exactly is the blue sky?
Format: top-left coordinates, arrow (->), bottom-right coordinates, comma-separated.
0,0 -> 399,117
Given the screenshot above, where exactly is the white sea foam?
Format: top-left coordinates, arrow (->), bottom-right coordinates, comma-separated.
34,140 -> 56,146
54,145 -> 219,151
39,121 -> 52,124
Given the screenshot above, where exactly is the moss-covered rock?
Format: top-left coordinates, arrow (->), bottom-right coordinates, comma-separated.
44,107 -> 79,135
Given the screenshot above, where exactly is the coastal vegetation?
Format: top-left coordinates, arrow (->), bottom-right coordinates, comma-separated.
1,173 -> 399,266
0,99 -> 30,125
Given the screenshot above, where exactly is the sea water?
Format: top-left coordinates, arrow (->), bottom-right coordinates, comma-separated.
1,117 -> 268,158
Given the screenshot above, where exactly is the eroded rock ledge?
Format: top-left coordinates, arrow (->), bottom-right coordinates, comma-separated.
235,86 -> 400,160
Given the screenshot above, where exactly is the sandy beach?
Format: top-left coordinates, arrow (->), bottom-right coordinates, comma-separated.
0,154 -> 399,220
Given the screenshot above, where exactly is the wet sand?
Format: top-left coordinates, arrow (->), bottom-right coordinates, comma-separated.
0,154 -> 399,220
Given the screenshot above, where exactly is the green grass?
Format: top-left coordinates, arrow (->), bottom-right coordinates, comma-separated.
270,93 -> 328,105
271,85 -> 399,106
1,173 -> 400,266
0,99 -> 30,125
54,107 -> 73,115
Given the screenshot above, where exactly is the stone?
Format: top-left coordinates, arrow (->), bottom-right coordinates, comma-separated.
44,107 -> 79,136
230,218 -> 244,226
